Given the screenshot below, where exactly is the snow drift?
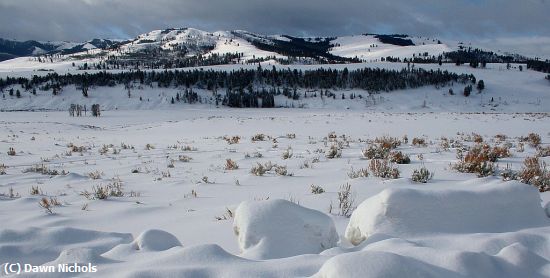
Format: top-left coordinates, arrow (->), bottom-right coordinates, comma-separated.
345,182 -> 548,245
233,199 -> 338,259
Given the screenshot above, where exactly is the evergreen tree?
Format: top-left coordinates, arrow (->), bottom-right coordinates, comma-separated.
477,80 -> 485,93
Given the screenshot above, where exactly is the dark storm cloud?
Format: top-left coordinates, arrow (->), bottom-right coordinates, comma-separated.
0,0 -> 548,41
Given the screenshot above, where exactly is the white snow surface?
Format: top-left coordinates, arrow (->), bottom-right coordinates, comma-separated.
330,35 -> 451,61
0,108 -> 548,277
233,199 -> 338,259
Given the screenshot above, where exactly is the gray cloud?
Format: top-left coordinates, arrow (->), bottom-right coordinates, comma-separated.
0,0 -> 548,42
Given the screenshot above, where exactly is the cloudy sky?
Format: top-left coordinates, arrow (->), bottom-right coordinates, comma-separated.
0,0 -> 548,42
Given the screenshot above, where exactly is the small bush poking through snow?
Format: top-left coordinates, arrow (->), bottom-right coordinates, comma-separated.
361,144 -> 389,160
39,197 -> 54,214
337,183 -> 355,218
274,165 -> 292,176
225,159 -> 239,170
215,207 -> 235,221
537,146 -> 550,157
281,147 -> 293,160
30,185 -> 41,195
374,136 -> 401,149
325,145 -> 342,159
145,143 -> 155,150
251,133 -> 267,142
500,164 -> 518,181
23,164 -> 67,176
181,145 -> 197,151
453,144 -> 498,177
7,147 -> 16,156
369,159 -> 400,179
411,166 -> 434,183
224,135 -> 240,144
520,133 -> 541,147
310,184 -> 325,194
85,178 -> 124,200
251,163 -> 267,176
388,151 -> 411,164
518,157 -> 549,192
412,137 -> 427,147
88,170 -> 102,180
0,164 -> 6,175
178,155 -> 192,162
347,167 -> 369,179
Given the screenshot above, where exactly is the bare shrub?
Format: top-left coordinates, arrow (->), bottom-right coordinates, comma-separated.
347,167 -> 369,179
325,145 -> 342,159
224,135 -> 241,144
244,152 -> 263,158
374,136 -> 401,149
88,170 -> 102,180
439,138 -> 450,151
362,144 -> 389,159
88,178 -> 124,200
388,151 -> 411,164
184,189 -> 198,198
472,133 -> 483,143
520,133 -> 541,147
286,133 -> 296,139
67,143 -> 87,153
518,157 -> 549,192
145,143 -> 155,150
537,146 -> 550,157
30,185 -> 41,195
225,159 -> 239,170
500,164 -> 518,181
337,183 -> 355,218
0,164 -> 6,175
1,187 -> 20,199
411,166 -> 434,183
39,197 -> 54,214
412,137 -> 427,147
274,165 -> 293,176
494,134 -> 507,142
369,159 -> 400,179
182,145 -> 197,151
178,155 -> 192,162
251,163 -> 266,176
251,133 -> 267,142
453,144 -> 503,177
310,184 -> 325,194
282,147 -> 293,160
215,207 -> 235,221
7,147 -> 16,156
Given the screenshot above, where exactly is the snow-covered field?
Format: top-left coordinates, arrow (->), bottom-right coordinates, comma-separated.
0,37 -> 550,276
0,107 -> 549,277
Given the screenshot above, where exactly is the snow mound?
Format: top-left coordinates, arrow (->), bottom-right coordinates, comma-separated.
0,227 -> 132,265
315,250 -> 452,278
315,237 -> 550,278
233,199 -> 338,259
346,182 -> 548,245
49,247 -> 114,265
133,229 -> 182,251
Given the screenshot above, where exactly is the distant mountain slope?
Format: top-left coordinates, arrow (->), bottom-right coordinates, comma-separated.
0,28 -> 454,63
0,38 -> 123,61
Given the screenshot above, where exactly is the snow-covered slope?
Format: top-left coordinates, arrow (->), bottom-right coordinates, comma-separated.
330,35 -> 452,61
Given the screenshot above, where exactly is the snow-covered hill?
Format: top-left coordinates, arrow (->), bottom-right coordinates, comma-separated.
0,28 -> 470,66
